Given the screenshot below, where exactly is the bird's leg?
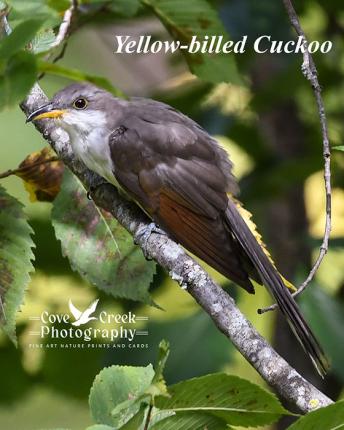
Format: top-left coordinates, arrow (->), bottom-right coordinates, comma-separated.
134,222 -> 166,260
87,177 -> 109,200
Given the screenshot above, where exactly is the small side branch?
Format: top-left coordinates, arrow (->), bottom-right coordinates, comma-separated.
50,0 -> 77,50
0,6 -> 10,35
260,0 -> 332,314
39,0 -> 78,75
0,157 -> 59,180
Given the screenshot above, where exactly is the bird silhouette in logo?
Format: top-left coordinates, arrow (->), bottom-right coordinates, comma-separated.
69,299 -> 99,326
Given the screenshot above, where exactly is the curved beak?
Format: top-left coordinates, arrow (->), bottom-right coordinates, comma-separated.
26,103 -> 67,123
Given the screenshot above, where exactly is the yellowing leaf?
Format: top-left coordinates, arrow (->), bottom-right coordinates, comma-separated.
15,147 -> 64,202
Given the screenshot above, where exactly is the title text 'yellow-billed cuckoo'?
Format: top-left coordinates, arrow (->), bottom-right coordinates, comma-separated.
27,83 -> 329,376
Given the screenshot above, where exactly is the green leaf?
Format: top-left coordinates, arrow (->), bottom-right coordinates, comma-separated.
120,404 -> 148,429
31,28 -> 56,54
0,186 -> 35,344
333,145 -> 344,151
155,373 -> 289,427
141,0 -> 240,84
111,396 -> 149,422
86,426 -> 116,430
89,364 -> 155,427
150,412 -> 232,429
38,61 -> 126,98
7,0 -> 59,23
300,285 -> 344,382
153,339 -> 170,384
0,51 -> 37,110
0,18 -> 44,59
46,0 -> 71,13
51,169 -> 155,303
109,0 -> 141,17
287,400 -> 344,430
147,340 -> 170,398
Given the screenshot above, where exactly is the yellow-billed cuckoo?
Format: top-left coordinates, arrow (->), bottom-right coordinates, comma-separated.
27,83 -> 328,376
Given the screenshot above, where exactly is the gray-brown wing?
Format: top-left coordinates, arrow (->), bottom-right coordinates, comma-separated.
108,100 -> 255,292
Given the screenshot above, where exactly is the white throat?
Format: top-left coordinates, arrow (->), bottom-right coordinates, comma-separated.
59,109 -> 117,185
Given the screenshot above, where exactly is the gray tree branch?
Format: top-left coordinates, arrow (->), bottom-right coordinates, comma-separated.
20,84 -> 332,414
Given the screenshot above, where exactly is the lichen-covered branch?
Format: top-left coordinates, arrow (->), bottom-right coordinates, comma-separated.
20,84 -> 332,414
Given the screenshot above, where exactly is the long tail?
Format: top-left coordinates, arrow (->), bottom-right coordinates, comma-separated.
225,199 -> 329,377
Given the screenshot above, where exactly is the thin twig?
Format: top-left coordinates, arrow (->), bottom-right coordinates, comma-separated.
0,7 -> 10,35
0,297 -> 5,321
50,0 -> 77,50
38,0 -> 78,79
0,157 -> 59,180
52,40 -> 69,64
259,0 -> 332,314
143,403 -> 153,430
0,6 -> 12,37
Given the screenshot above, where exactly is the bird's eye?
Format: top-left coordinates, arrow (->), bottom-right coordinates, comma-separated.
73,97 -> 88,110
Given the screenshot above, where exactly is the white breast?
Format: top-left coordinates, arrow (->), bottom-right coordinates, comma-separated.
61,110 -> 121,188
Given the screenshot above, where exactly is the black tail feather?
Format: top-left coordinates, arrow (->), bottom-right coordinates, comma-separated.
225,200 -> 329,377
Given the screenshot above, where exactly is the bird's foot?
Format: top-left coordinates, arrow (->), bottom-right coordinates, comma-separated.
134,222 -> 166,261
87,179 -> 108,200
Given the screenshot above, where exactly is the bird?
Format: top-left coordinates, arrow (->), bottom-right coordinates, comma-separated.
69,298 -> 99,326
27,83 -> 328,376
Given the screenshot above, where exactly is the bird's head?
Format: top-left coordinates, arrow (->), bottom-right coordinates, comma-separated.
26,83 -> 118,135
